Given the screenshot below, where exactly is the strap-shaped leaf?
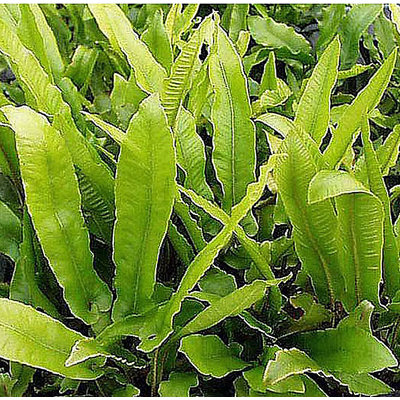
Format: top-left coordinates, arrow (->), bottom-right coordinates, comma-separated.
187,61 -> 211,122
178,155 -> 283,281
0,17 -> 54,110
67,226 -> 233,365
337,64 -> 373,80
161,17 -> 211,125
168,220 -> 195,266
165,4 -> 199,45
174,107 -> 213,199
209,24 -> 256,212
317,5 -> 345,54
13,5 -> 87,136
339,5 -> 382,69
88,4 -> 166,93
336,193 -> 383,309
141,10 -> 173,73
295,38 -> 340,145
0,298 -> 102,379
0,18 -> 115,243
174,198 -> 207,252
138,226 -> 234,352
66,45 -> 98,91
113,94 -> 176,319
179,280 -> 276,338
309,170 -> 383,309
221,4 -> 249,42
17,4 -> 64,82
178,185 -> 275,280
136,159 -> 278,352
4,106 -> 112,325
275,131 -> 344,305
361,117 -> 400,298
322,49 -> 397,169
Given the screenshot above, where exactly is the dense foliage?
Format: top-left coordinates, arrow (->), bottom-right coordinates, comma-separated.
2,3 -> 400,396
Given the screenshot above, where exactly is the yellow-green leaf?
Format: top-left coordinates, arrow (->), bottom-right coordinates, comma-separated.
113,94 -> 176,319
209,24 -> 256,212
0,299 -> 102,379
4,106 -> 112,325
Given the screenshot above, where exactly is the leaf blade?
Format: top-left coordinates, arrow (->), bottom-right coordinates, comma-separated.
113,94 -> 176,319
4,106 -> 112,325
88,4 -> 167,93
0,298 -> 102,379
209,24 -> 256,212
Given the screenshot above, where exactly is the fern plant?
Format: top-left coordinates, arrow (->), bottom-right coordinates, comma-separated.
1,3 -> 400,397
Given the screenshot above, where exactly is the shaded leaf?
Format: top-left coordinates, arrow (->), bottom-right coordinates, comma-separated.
174,107 -> 213,199
179,334 -> 249,378
10,210 -> 58,318
158,372 -> 198,397
339,5 -> 382,69
0,17 -> 115,243
0,200 -> 20,261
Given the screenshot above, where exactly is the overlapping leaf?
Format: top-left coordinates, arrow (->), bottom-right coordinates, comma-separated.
88,4 -> 166,93
4,106 -> 112,325
309,170 -> 383,309
275,130 -> 344,305
322,49 -> 397,169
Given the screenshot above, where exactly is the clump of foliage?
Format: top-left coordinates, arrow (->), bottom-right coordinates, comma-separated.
2,3 -> 400,397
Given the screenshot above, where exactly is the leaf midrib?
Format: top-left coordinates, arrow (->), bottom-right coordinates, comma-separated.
0,319 -> 69,357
